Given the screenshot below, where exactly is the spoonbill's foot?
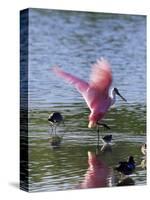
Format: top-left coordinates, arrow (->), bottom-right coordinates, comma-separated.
96,122 -> 110,130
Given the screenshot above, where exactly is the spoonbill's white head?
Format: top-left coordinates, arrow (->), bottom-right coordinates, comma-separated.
110,88 -> 127,106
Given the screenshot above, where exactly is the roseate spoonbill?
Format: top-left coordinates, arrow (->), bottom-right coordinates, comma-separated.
115,156 -> 135,175
52,58 -> 127,129
78,151 -> 110,189
102,134 -> 112,144
48,112 -> 64,135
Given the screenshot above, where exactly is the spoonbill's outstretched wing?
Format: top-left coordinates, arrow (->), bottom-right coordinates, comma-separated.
51,58 -> 112,113
90,57 -> 112,95
51,66 -> 89,93
84,58 -> 112,113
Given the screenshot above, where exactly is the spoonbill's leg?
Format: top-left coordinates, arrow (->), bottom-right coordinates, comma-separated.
96,122 -> 110,148
97,125 -> 100,147
96,122 -> 110,130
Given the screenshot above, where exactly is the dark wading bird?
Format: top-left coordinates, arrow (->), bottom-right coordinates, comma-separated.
115,156 -> 135,175
96,123 -> 111,149
48,112 -> 64,148
51,58 -> 127,140
102,134 -> 112,144
48,112 -> 64,135
100,134 -> 113,153
94,123 -> 112,154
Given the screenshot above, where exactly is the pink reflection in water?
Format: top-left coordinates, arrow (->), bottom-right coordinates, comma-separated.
79,151 -> 110,189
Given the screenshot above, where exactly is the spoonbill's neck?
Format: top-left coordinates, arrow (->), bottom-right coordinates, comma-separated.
110,88 -> 116,106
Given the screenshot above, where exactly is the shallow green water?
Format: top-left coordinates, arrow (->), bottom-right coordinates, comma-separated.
28,103 -> 146,192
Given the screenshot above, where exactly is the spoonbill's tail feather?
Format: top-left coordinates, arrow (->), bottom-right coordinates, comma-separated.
90,57 -> 112,95
52,66 -> 89,93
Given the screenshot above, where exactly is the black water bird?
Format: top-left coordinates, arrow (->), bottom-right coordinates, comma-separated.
48,112 -> 64,135
115,156 -> 135,175
102,134 -> 112,143
96,122 -> 111,148
48,112 -> 63,124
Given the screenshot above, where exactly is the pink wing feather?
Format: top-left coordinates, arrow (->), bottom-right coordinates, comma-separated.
51,66 -> 89,93
51,58 -> 112,114
87,58 -> 112,113
90,57 -> 112,95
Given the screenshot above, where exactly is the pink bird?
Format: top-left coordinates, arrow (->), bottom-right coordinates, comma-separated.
51,58 -> 126,129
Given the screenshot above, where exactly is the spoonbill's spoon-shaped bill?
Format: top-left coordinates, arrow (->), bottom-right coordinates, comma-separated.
113,88 -> 127,102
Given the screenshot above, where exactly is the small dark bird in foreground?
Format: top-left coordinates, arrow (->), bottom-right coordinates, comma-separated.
96,122 -> 111,148
102,134 -> 112,143
115,156 -> 135,175
48,112 -> 64,135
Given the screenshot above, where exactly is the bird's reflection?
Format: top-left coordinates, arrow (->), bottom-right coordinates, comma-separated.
116,176 -> 135,186
48,135 -> 63,149
101,143 -> 112,153
78,151 -> 111,189
96,138 -> 112,155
